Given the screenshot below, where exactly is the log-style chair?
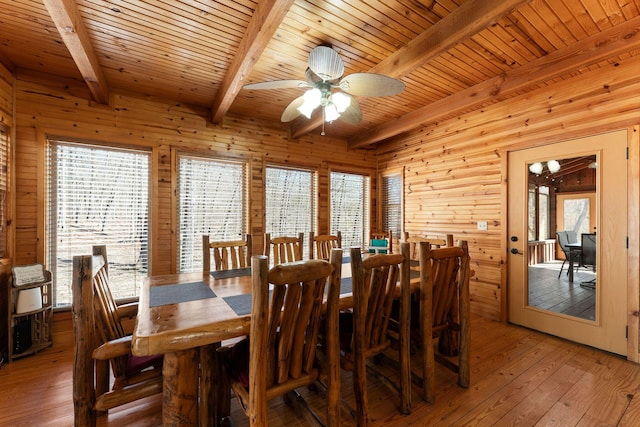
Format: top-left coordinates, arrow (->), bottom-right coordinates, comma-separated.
418,240 -> 471,403
216,250 -> 343,426
264,232 -> 304,264
340,243 -> 411,426
404,231 -> 454,262
309,231 -> 342,260
72,245 -> 162,426
203,234 -> 253,272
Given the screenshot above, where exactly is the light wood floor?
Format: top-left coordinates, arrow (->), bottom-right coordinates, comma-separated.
2,311 -> 640,426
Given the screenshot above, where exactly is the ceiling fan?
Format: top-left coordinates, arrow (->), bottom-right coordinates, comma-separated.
243,45 -> 405,129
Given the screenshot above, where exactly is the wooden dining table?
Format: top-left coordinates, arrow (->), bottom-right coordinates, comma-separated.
132,257 -> 421,426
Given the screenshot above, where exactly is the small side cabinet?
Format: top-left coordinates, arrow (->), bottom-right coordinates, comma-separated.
8,264 -> 53,361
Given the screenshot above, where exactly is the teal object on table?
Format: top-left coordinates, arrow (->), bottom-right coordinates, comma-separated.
368,239 -> 388,254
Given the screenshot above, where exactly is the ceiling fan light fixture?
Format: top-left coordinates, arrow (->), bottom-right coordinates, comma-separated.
529,162 -> 543,175
324,103 -> 340,122
331,92 -> 351,113
547,160 -> 561,173
298,88 -> 322,118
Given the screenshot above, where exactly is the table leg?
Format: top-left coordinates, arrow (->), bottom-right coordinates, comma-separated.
568,248 -> 576,282
163,349 -> 199,426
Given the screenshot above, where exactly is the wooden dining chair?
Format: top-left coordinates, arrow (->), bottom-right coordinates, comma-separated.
215,250 -> 343,426
418,240 -> 471,403
203,234 -> 253,272
264,232 -> 304,264
369,230 -> 393,254
72,245 -> 162,426
340,243 -> 411,426
404,232 -> 454,266
309,231 -> 342,259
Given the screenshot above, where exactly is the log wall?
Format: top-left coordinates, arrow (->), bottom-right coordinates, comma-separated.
376,53 -> 640,325
12,69 -> 377,276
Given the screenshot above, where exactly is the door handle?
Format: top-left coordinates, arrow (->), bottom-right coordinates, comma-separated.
510,248 -> 523,255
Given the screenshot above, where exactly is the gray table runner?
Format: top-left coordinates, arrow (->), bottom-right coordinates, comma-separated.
150,281 -> 216,307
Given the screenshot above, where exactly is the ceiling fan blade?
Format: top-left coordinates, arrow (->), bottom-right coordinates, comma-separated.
243,80 -> 309,90
281,96 -> 308,122
308,46 -> 344,81
338,98 -> 362,125
338,73 -> 405,96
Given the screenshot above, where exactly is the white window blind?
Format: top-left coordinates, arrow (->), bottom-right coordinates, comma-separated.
0,125 -> 8,259
47,140 -> 150,307
265,166 -> 316,258
381,172 -> 402,237
330,171 -> 370,248
177,155 -> 247,272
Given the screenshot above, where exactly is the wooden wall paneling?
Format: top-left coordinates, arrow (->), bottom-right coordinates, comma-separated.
12,70 -> 376,286
250,157 -> 265,256
15,128 -> 37,264
316,160 -> 329,235
377,51 -> 640,324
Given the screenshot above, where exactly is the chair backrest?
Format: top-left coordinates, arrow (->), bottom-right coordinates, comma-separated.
404,231 -> 454,260
73,246 -> 162,426
581,233 -> 596,266
203,234 -> 253,272
556,231 -> 569,252
309,231 -> 342,259
566,230 -> 579,244
248,251 -> 342,425
264,232 -> 304,264
347,242 -> 411,420
418,240 -> 471,402
349,242 -> 410,359
420,240 -> 470,336
79,246 -> 129,377
370,230 -> 393,253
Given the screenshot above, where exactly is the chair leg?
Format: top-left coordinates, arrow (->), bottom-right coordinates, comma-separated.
352,353 -> 370,427
215,347 -> 232,427
557,259 -> 567,278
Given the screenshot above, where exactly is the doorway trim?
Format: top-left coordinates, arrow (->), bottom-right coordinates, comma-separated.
501,126 -> 640,362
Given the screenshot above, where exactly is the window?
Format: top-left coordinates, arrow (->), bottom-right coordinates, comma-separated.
47,140 -> 150,307
0,125 -> 8,258
176,154 -> 247,272
265,166 -> 316,258
330,171 -> 370,248
528,185 -> 550,241
381,172 -> 402,238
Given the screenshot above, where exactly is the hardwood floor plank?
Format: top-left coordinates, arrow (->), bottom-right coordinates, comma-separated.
537,347 -> 640,426
1,312 -> 639,426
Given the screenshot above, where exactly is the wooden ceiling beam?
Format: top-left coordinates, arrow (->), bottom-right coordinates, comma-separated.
348,15 -> 640,148
210,0 -> 295,124
42,0 -> 109,104
291,0 -> 531,139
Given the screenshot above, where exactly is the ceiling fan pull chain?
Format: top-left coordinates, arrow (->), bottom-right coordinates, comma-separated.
321,107 -> 326,135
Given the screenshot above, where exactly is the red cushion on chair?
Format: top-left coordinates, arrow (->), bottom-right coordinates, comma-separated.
227,337 -> 250,388
126,353 -> 163,377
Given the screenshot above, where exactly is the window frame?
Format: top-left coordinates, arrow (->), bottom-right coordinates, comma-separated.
45,138 -> 151,307
173,151 -> 250,273
379,167 -> 404,239
264,163 -> 318,259
329,168 -> 372,249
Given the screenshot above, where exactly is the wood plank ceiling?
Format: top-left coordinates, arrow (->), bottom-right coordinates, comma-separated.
1,0 -> 640,147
